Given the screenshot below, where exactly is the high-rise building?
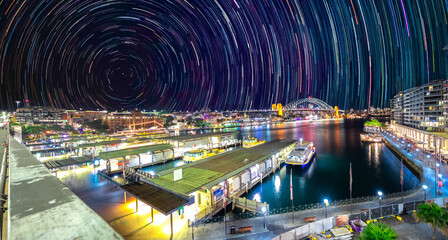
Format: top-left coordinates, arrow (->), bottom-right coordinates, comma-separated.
390,91 -> 404,125
392,80 -> 445,131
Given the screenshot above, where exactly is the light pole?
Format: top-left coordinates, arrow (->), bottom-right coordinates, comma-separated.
378,191 -> 383,217
190,215 -> 195,240
323,199 -> 329,218
436,163 -> 440,197
422,185 -> 428,201
262,206 -> 266,229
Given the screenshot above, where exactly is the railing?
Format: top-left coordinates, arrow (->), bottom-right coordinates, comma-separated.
273,198 -> 436,240
0,148 -> 7,239
191,187 -> 421,226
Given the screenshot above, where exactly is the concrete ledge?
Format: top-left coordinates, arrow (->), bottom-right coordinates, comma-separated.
383,138 -> 423,180
7,135 -> 123,240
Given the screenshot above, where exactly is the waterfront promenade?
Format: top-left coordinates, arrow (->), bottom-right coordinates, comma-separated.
173,129 -> 447,240
57,126 -> 446,239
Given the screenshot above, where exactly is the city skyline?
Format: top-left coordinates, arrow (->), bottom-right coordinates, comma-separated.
1,0 -> 448,111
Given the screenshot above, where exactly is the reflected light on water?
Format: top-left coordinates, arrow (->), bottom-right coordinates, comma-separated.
253,193 -> 261,202
274,175 -> 281,192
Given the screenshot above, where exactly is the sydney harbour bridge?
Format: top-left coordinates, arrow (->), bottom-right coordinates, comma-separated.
222,97 -> 342,117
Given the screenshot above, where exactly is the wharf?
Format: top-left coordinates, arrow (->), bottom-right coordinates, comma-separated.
43,144 -> 175,169
153,139 -> 296,195
101,139 -> 296,221
158,131 -> 234,142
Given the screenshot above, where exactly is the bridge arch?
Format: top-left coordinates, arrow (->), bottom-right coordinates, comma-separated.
284,98 -> 334,111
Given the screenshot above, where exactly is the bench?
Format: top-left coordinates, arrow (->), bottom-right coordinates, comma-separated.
237,226 -> 253,233
304,216 -> 316,222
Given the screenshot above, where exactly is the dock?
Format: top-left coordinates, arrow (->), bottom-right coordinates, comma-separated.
148,139 -> 296,219
99,139 -> 295,223
232,196 -> 269,213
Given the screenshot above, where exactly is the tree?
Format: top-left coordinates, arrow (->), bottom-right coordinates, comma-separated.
83,119 -> 108,133
364,119 -> 383,127
63,124 -> 78,134
359,222 -> 398,240
48,124 -> 63,132
164,115 -> 175,128
415,203 -> 448,240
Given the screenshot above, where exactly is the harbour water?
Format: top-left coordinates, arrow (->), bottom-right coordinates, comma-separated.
143,119 -> 420,210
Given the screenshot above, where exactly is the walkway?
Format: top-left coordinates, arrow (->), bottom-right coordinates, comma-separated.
383,130 -> 448,199
7,131 -> 122,240
56,127 -> 445,240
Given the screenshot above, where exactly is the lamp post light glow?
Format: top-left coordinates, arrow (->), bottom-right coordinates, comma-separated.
378,191 -> 383,217
422,185 -> 428,201
323,199 -> 329,218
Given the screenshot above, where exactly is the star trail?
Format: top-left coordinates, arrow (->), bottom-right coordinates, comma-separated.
0,0 -> 447,111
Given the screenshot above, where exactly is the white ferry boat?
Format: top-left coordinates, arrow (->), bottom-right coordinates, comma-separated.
286,140 -> 315,168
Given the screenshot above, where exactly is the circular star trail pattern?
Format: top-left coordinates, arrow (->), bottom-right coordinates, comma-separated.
0,0 -> 447,111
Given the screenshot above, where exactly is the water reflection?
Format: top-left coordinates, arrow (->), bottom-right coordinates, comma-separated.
242,119 -> 419,209
274,175 -> 281,192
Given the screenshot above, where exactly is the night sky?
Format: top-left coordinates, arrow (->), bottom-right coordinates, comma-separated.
0,1 -> 447,111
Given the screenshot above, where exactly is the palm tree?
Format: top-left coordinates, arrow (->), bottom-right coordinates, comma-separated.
359,222 -> 398,240
415,203 -> 448,240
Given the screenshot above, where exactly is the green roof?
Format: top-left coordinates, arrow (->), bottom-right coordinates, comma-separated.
97,144 -> 174,159
150,139 -> 296,195
159,132 -> 235,142
78,140 -> 123,148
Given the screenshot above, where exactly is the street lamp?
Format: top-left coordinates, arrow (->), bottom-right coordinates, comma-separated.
422,185 -> 428,201
378,191 -> 383,217
323,199 -> 329,218
262,206 -> 267,229
190,215 -> 195,240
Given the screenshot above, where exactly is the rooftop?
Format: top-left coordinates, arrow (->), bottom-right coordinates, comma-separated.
159,132 -> 235,142
97,144 -> 174,159
120,181 -> 193,215
7,131 -> 122,239
150,139 -> 296,195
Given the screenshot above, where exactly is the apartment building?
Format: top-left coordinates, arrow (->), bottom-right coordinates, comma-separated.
392,80 -> 445,131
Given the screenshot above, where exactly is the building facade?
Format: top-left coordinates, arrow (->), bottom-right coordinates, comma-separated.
103,110 -> 163,132
15,106 -> 67,125
65,110 -> 108,126
390,91 -> 404,125
392,80 -> 445,131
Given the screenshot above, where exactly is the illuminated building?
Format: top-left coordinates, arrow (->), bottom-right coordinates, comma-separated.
104,110 -> 163,132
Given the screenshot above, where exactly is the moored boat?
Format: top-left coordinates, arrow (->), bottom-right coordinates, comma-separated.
242,137 -> 265,148
360,133 -> 382,143
285,140 -> 315,168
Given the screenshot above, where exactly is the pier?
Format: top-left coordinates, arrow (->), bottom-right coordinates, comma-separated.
111,139 -> 296,220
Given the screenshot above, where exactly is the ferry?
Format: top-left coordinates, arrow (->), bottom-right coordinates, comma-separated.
285,140 -> 315,168
360,133 -> 382,143
242,137 -> 265,148
183,149 -> 208,163
183,148 -> 225,163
